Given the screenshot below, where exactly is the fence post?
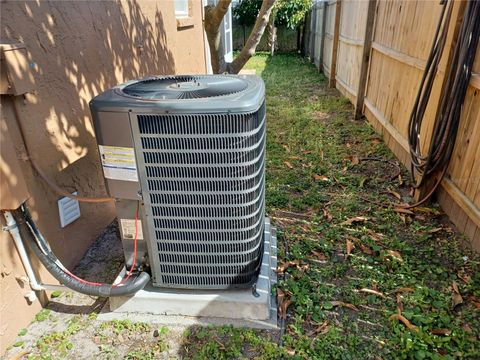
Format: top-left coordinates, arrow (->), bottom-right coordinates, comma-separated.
329,0 -> 342,88
354,0 -> 377,119
319,1 -> 327,72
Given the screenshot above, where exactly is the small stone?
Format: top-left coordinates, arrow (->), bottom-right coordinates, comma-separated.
153,329 -> 159,338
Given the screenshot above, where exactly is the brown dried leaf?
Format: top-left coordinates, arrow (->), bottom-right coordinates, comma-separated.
346,239 -> 355,257
284,161 -> 294,169
286,349 -> 296,356
389,314 -> 418,331
367,229 -> 384,241
359,243 -> 373,255
283,144 -> 290,152
394,207 -> 414,215
340,216 -> 368,226
311,250 -> 327,261
331,300 -> 359,311
467,295 -> 480,309
457,271 -> 471,284
386,250 -> 403,262
426,227 -> 443,234
306,320 -> 330,336
386,190 -> 402,200
370,137 -> 382,145
398,174 -> 404,185
430,328 -> 451,336
279,299 -> 293,320
313,174 -> 329,182
359,288 -> 386,298
276,260 -> 298,274
452,281 -> 463,308
345,155 -> 360,165
323,208 -> 333,222
396,293 -> 403,314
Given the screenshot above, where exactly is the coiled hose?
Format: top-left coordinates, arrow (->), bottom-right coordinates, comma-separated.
407,0 -> 480,207
13,206 -> 150,297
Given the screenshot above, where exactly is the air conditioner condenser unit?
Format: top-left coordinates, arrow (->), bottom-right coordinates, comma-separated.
90,75 -> 266,290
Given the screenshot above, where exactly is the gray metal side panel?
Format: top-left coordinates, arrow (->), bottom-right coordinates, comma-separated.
90,110 -> 141,200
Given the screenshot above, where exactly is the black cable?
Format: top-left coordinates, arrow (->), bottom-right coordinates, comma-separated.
407,0 -> 480,208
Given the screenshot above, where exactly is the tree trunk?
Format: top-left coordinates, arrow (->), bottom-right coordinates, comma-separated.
204,0 -> 232,74
205,0 -> 276,74
267,15 -> 276,56
227,0 -> 276,73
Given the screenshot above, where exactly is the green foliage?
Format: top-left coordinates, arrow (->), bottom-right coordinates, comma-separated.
233,0 -> 261,26
275,0 -> 312,29
34,309 -> 51,322
233,0 -> 312,29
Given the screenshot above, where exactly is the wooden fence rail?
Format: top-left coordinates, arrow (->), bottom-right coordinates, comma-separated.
307,0 -> 480,250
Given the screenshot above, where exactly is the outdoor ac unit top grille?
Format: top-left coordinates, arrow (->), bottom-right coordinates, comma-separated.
121,75 -> 249,100
133,102 -> 266,289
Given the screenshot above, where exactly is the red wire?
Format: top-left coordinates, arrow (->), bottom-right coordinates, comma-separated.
60,202 -> 140,288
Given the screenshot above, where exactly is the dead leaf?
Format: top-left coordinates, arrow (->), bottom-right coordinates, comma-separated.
394,207 -> 414,215
426,227 -> 443,234
306,320 -> 330,336
467,295 -> 480,309
284,161 -> 294,169
346,239 -> 355,257
276,260 -> 298,274
413,206 -> 440,215
289,156 -> 302,160
313,174 -> 329,182
359,288 -> 386,298
430,329 -> 451,336
340,216 -> 368,226
367,229 -> 384,241
311,250 -> 327,261
323,208 -> 333,222
386,190 -> 402,200
286,349 -> 296,356
345,155 -> 360,165
370,137 -> 382,145
359,243 -> 373,255
396,293 -> 403,314
389,314 -> 418,331
398,174 -> 404,185
279,299 -> 293,320
452,281 -> 463,308
331,300 -> 359,311
302,150 -> 313,154
283,144 -> 290,153
386,250 -> 403,262
457,271 -> 471,284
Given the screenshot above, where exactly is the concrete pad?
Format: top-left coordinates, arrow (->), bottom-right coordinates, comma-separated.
100,219 -> 278,329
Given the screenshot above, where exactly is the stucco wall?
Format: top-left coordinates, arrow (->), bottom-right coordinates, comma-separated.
0,0 -> 206,352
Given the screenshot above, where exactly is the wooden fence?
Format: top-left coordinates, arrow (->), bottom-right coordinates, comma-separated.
307,0 -> 480,250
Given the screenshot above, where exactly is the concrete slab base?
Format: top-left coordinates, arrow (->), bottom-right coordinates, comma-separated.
100,219 -> 278,329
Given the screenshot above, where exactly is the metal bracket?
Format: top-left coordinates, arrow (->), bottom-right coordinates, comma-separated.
2,223 -> 17,232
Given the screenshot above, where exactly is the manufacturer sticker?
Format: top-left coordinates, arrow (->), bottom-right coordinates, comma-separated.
98,145 -> 138,182
120,218 -> 143,240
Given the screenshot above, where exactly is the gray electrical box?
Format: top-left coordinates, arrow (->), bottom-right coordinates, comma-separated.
90,75 -> 266,289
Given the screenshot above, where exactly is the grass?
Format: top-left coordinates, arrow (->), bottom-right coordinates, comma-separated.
5,53 -> 479,359
181,53 -> 480,359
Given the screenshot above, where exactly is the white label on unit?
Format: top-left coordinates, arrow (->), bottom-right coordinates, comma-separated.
58,192 -> 81,228
120,219 -> 144,240
98,145 -> 138,182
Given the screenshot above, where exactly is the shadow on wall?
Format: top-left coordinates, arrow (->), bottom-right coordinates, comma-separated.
0,0 -> 175,272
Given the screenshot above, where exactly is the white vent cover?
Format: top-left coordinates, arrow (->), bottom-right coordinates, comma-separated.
58,192 -> 80,228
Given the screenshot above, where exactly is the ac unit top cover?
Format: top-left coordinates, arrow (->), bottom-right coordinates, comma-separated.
89,75 -> 265,114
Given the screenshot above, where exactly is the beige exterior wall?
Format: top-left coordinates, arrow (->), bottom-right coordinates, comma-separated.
0,0 -> 207,352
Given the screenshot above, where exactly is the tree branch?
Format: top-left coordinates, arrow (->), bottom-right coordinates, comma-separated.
227,0 -> 276,74
204,0 -> 232,73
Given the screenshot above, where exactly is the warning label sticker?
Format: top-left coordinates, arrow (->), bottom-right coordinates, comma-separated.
98,145 -> 138,182
120,219 -> 144,240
